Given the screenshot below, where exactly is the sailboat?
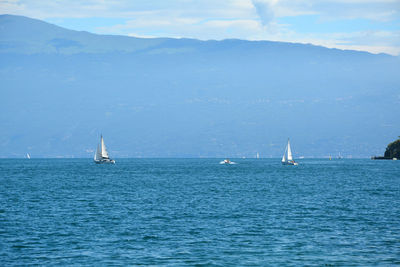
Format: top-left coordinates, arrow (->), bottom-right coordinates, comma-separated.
256,152 -> 260,159
282,138 -> 298,165
94,135 -> 115,164
26,153 -> 31,159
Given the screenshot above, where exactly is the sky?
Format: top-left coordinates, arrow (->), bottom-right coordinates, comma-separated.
1,0 -> 400,55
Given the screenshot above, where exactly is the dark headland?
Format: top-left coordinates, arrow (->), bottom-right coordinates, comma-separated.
372,137 -> 400,160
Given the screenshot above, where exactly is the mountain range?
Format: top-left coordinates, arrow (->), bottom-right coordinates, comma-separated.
1,14 -> 399,158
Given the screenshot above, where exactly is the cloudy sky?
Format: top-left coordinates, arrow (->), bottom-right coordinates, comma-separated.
2,0 -> 400,55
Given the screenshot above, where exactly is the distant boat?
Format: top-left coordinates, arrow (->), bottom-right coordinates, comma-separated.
282,139 -> 298,166
220,158 -> 235,164
256,152 -> 260,159
26,153 -> 30,159
338,152 -> 343,159
94,135 -> 115,164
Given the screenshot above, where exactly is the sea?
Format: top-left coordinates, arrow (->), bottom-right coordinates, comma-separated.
1,158 -> 399,266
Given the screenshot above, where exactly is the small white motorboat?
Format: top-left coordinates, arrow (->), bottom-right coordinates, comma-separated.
220,159 -> 235,164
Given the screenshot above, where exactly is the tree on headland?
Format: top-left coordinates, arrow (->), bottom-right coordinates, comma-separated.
384,137 -> 400,158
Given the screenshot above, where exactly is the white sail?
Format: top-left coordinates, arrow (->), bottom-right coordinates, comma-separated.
100,136 -> 109,158
256,152 -> 260,159
94,144 -> 101,161
287,140 -> 293,161
282,145 -> 287,162
26,153 -> 30,159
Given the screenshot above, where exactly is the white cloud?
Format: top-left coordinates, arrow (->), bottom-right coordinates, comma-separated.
252,0 -> 275,26
267,0 -> 400,21
2,0 -> 399,21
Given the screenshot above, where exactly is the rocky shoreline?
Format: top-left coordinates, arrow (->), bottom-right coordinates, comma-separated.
372,137 -> 400,160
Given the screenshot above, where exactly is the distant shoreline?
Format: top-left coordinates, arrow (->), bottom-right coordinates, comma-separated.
371,156 -> 398,160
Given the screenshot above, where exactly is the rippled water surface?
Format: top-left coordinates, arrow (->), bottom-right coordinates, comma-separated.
1,159 -> 399,265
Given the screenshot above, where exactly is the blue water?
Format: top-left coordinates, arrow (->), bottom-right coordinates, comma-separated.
1,159 -> 399,266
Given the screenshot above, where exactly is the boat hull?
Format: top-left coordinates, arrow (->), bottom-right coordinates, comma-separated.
220,159 -> 236,164
282,161 -> 298,166
94,159 -> 115,164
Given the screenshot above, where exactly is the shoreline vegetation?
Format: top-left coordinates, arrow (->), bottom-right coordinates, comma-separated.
372,137 -> 400,160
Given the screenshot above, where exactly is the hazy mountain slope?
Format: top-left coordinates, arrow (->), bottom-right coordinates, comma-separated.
0,14 -> 168,53
1,14 -> 399,158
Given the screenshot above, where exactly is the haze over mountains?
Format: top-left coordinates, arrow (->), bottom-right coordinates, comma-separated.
1,14 -> 399,158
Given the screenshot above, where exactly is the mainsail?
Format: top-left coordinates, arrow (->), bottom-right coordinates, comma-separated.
100,136 -> 109,158
287,140 -> 293,161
